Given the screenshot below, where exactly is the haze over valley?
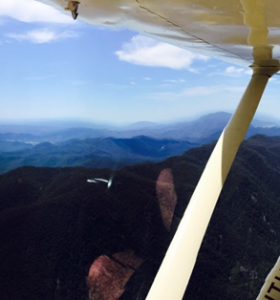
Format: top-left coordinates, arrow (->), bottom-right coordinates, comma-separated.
1,112 -> 280,173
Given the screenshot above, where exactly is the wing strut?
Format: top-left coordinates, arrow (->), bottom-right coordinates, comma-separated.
146,63 -> 280,300
257,256 -> 280,300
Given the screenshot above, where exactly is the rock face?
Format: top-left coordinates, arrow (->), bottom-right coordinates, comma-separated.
88,252 -> 142,300
0,135 -> 280,299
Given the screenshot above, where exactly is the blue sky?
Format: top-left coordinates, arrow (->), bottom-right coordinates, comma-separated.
0,0 -> 280,124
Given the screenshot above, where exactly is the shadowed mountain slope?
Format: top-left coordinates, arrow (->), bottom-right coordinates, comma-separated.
0,135 -> 279,299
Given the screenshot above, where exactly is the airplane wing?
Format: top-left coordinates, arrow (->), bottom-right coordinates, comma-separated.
39,0 -> 280,66
37,1 -> 280,299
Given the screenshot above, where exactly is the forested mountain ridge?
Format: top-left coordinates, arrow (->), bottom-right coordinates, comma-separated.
2,112 -> 280,175
0,136 -> 196,174
0,135 -> 280,299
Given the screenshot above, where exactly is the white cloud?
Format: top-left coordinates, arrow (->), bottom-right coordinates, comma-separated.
7,28 -> 77,44
115,35 -> 208,70
225,66 -> 252,76
0,0 -> 73,24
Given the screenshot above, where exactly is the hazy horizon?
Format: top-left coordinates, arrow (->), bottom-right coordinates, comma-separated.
0,110 -> 227,126
0,109 -> 279,124
0,111 -> 279,136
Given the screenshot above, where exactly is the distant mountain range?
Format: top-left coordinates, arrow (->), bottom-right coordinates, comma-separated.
0,135 -> 280,299
1,112 -> 280,144
1,112 -> 280,174
0,136 -> 197,174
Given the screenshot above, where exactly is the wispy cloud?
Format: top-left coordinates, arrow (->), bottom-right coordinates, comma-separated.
163,79 -> 186,84
0,0 -> 73,24
151,85 -> 245,101
115,35 -> 208,70
7,28 -> 78,44
225,66 -> 252,76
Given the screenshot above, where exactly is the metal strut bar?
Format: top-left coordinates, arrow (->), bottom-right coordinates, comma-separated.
257,256 -> 280,300
146,63 -> 280,300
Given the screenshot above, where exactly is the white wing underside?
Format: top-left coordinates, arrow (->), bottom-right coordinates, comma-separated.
39,0 -> 280,67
